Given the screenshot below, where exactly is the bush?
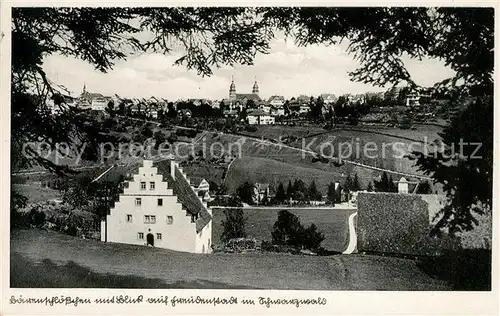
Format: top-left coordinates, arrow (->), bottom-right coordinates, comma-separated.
357,193 -> 466,256
16,202 -> 100,238
220,209 -> 247,243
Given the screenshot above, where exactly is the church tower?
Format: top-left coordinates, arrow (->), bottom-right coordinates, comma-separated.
252,77 -> 259,95
229,76 -> 236,100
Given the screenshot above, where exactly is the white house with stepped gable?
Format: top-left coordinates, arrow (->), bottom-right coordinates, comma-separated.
100,159 -> 212,253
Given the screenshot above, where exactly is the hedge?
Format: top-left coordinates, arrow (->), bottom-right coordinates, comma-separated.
356,193 -> 491,257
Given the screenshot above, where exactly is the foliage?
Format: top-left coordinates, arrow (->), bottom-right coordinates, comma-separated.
326,181 -> 336,205
274,182 -> 286,203
271,210 -> 325,251
153,131 -> 166,150
416,180 -> 432,194
366,181 -> 374,192
285,180 -> 294,200
307,180 -> 322,201
12,201 -> 100,237
220,209 -> 247,243
344,173 -> 361,192
412,96 -> 493,234
374,172 -> 397,193
292,179 -> 307,201
236,181 -> 255,205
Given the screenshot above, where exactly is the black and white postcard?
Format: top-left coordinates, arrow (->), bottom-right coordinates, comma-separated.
1,2 -> 498,315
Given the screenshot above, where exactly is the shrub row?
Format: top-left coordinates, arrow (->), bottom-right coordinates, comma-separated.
357,193 -> 462,256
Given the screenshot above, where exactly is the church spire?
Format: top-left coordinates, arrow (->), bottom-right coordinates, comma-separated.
252,76 -> 259,95
229,75 -> 236,100
82,83 -> 86,94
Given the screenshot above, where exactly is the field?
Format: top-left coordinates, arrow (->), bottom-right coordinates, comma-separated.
185,124 -> 443,191
10,229 -> 451,290
225,157 -> 351,193
212,208 -> 355,252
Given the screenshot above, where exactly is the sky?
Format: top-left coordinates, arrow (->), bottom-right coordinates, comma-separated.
43,36 -> 456,101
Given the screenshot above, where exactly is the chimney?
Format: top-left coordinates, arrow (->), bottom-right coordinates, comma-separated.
170,159 -> 176,180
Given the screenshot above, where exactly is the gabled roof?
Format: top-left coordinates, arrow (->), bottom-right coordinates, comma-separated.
81,91 -> 104,99
190,176 -> 208,187
94,160 -> 211,232
268,95 -> 285,102
235,93 -> 261,102
154,160 -> 212,232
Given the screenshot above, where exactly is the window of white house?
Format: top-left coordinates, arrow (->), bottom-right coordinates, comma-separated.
144,215 -> 156,224
135,198 -> 142,206
140,181 -> 146,190
156,233 -> 162,240
150,182 -> 155,190
126,214 -> 132,222
167,216 -> 173,224
157,198 -> 163,206
138,232 -> 144,240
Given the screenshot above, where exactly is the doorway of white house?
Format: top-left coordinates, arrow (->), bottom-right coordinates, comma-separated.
147,233 -> 154,246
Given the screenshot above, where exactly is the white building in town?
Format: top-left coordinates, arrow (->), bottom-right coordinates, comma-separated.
247,109 -> 275,125
100,159 -> 212,254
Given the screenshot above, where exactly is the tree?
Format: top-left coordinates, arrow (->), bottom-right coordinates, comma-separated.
218,100 -> 226,116
220,209 -> 247,243
118,101 -> 126,115
141,124 -> 153,139
366,181 -> 374,192
327,181 -> 337,205
301,223 -> 325,251
307,180 -> 322,201
271,210 -> 325,251
236,181 -> 255,205
62,175 -> 93,207
416,180 -> 432,194
246,99 -> 257,109
344,174 -> 352,191
105,100 -> 115,117
374,172 -> 397,193
167,102 -> 177,118
217,183 -> 228,195
351,173 -> 361,192
274,182 -> 286,203
285,180 -> 294,200
153,131 -> 166,150
292,179 -> 307,201
271,210 -> 304,247
413,97 -> 493,233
